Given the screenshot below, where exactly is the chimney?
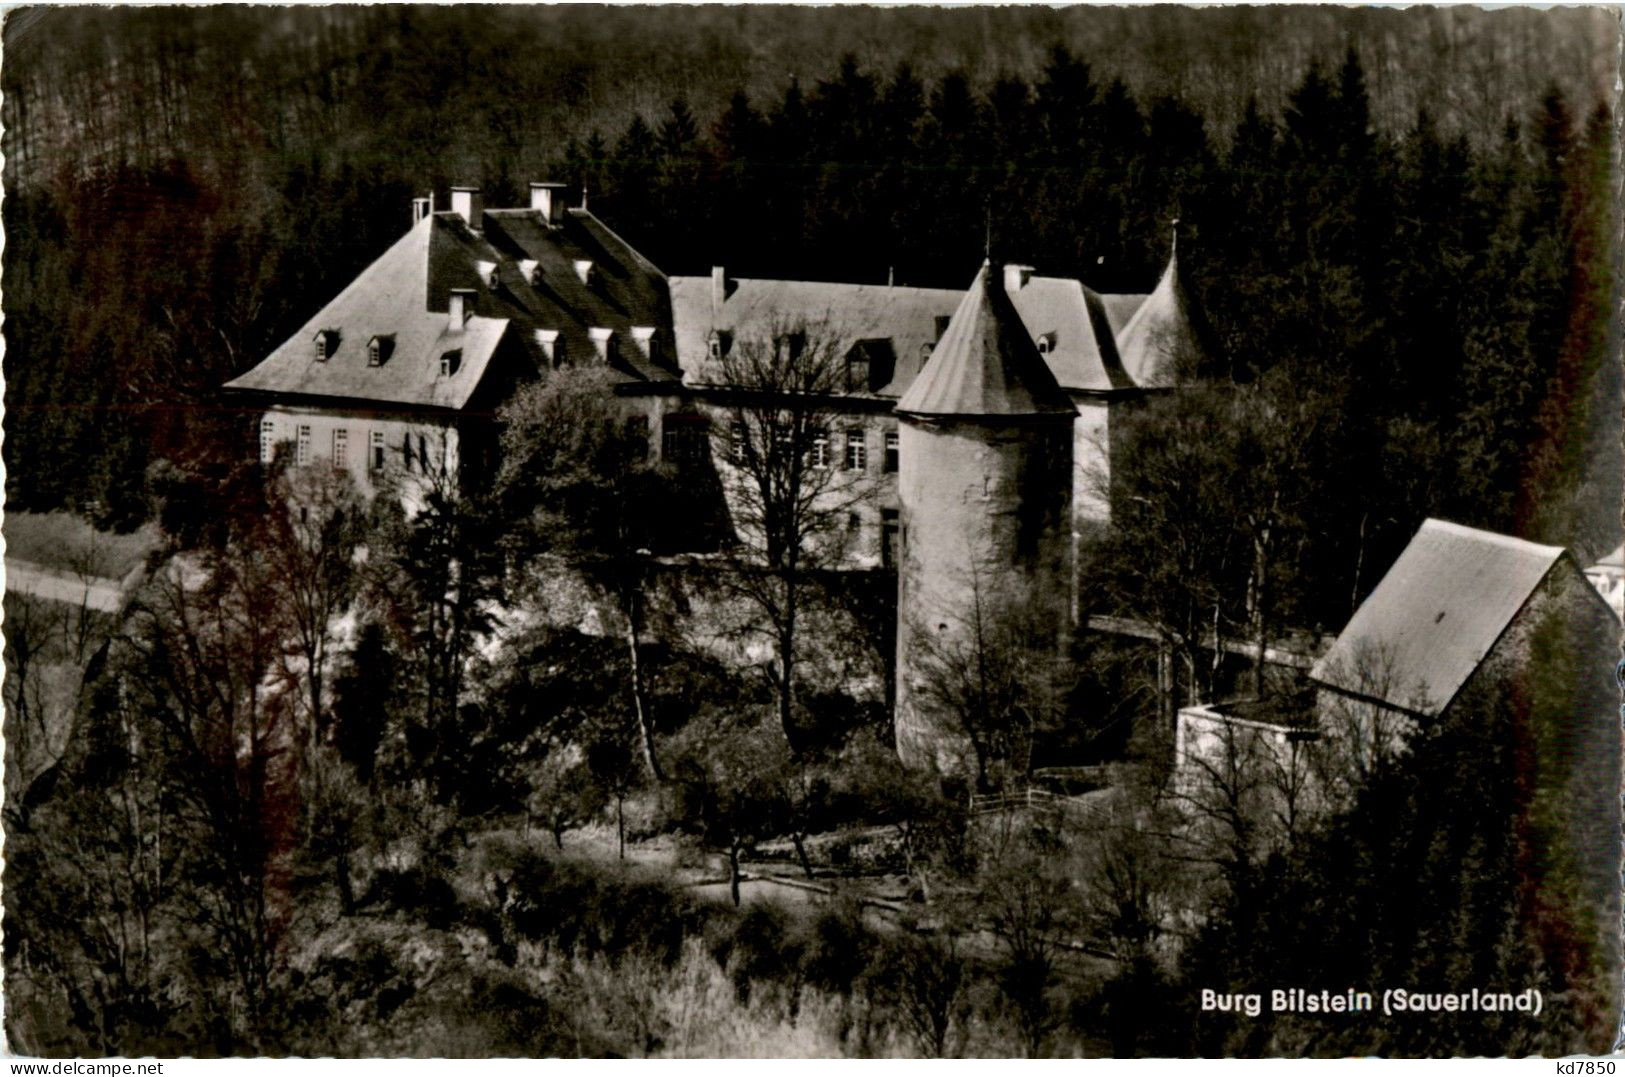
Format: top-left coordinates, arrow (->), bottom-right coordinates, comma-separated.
1003,264 -> 1034,292
448,288 -> 474,331
412,195 -> 431,225
450,186 -> 482,230
530,182 -> 568,225
711,265 -> 728,316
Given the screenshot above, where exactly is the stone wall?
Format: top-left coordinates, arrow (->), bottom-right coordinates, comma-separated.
895,415 -> 1074,773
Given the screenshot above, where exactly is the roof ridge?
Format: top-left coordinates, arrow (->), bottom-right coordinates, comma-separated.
1419,517 -> 1565,560
568,208 -> 667,282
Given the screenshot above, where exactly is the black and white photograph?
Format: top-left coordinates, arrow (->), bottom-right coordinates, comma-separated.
2,3 -> 1621,1059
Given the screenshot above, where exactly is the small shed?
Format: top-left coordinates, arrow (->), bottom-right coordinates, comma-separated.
1309,518 -> 1620,941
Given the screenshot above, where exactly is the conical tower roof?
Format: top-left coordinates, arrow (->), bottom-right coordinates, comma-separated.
1116,235 -> 1197,388
897,263 -> 1077,418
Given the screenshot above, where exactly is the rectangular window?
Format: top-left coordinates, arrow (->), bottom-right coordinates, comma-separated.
418,435 -> 429,474
884,431 -> 900,473
332,428 -> 348,469
259,419 -> 275,464
624,415 -> 650,461
847,354 -> 869,392
663,419 -> 709,465
881,509 -> 900,569
729,421 -> 746,465
371,431 -> 386,471
812,428 -> 830,469
403,433 -> 415,473
296,424 -> 311,466
662,429 -> 689,463
844,428 -> 866,471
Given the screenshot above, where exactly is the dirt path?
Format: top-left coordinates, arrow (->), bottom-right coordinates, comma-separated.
5,559 -> 124,612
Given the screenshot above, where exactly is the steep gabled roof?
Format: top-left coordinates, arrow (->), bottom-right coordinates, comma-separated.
224,214 -> 507,410
668,276 -> 962,394
1115,242 -> 1197,388
1309,519 -> 1570,717
225,203 -> 675,411
895,264 -> 1077,419
670,269 -> 1150,399
1099,292 -> 1150,335
1004,276 -> 1135,392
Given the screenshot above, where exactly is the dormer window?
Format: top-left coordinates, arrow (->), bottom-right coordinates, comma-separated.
847,350 -> 869,392
774,332 -> 805,365
573,259 -> 595,286
589,327 -> 614,362
846,338 -> 895,393
313,329 -> 339,362
535,329 -> 562,366
631,326 -> 657,362
367,334 -> 394,367
1035,332 -> 1056,356
477,260 -> 499,289
440,349 -> 462,377
519,259 -> 541,286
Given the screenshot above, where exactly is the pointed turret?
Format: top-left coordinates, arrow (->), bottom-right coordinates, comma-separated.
897,263 -> 1077,418
1116,228 -> 1198,388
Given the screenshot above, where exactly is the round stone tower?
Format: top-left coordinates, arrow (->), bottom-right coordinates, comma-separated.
894,263 -> 1078,775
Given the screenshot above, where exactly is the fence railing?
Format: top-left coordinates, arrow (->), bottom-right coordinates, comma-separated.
969,786 -> 1099,817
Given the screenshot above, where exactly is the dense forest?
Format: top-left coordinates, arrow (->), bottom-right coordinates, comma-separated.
4,6 -> 1618,632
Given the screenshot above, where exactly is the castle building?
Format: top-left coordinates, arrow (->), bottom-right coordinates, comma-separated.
223,184 -> 674,500
227,183 -> 1194,549
223,184 -> 1199,773
665,259 -> 1190,573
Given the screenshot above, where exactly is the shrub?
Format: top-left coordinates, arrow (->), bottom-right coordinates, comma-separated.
725,905 -> 803,1004
800,903 -> 870,997
366,867 -> 457,930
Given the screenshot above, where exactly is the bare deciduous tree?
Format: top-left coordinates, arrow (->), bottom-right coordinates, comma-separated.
905,571 -> 1069,791
712,319 -> 872,748
269,463 -> 363,752
121,547 -> 298,1047
971,815 -> 1080,1057
364,437 -> 501,806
